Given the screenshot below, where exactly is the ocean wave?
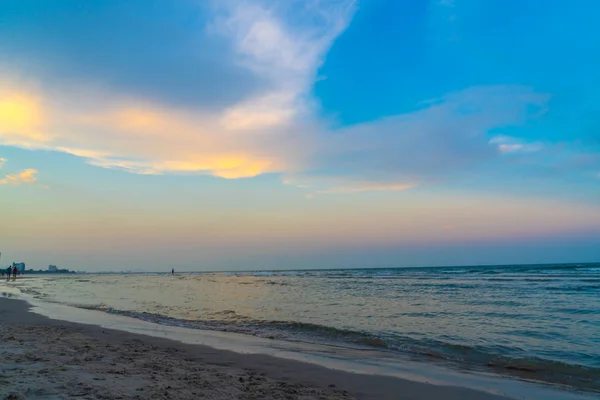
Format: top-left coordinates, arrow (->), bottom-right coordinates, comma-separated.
485,278 -> 515,282
549,307 -> 600,315
545,285 -> 600,292
75,304 -> 600,392
577,267 -> 600,272
219,263 -> 600,280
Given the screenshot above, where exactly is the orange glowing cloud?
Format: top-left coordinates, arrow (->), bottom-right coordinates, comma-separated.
114,108 -> 162,130
0,168 -> 38,185
0,81 -> 293,179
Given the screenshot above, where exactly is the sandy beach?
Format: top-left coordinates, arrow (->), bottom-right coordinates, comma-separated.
0,297 -> 520,400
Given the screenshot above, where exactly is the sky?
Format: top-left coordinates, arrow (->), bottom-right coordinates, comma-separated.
1,0 -> 599,272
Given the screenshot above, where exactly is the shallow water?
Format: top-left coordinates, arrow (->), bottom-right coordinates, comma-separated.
11,263 -> 600,392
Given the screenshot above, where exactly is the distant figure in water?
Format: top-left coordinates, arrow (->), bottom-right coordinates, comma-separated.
171,268 -> 175,275
12,266 -> 17,279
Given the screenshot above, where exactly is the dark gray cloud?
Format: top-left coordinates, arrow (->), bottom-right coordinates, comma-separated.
0,0 -> 265,109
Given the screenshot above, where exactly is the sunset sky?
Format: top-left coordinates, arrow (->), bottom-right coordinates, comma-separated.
1,0 -> 599,271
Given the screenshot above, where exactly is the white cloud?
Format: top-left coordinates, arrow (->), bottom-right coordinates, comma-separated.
294,86 -> 549,189
490,135 -> 544,154
214,0 -> 356,131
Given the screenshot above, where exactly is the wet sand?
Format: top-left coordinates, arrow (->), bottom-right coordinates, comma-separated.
0,297 -> 516,400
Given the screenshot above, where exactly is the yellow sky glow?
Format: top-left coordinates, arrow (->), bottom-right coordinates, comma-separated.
0,89 -> 46,142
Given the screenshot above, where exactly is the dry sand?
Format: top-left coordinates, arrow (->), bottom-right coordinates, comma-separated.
0,298 -> 514,400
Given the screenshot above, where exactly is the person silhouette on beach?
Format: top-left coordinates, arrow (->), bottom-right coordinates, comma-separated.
12,266 -> 17,280
171,268 -> 175,275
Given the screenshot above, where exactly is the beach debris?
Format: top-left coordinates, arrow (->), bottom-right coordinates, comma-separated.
4,393 -> 27,400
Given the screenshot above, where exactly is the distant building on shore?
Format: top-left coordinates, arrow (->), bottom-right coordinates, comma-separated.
12,262 -> 25,273
25,265 -> 74,274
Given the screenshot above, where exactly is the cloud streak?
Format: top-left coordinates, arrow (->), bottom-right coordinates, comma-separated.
490,136 -> 544,154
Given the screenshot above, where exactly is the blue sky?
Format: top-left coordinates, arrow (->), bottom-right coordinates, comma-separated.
1,0 -> 599,271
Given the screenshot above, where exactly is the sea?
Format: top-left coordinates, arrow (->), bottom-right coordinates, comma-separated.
6,263 -> 600,395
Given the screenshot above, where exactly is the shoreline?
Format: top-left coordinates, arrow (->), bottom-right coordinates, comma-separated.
8,273 -> 600,397
69,301 -> 599,393
1,282 -> 597,400
0,296 -> 520,400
